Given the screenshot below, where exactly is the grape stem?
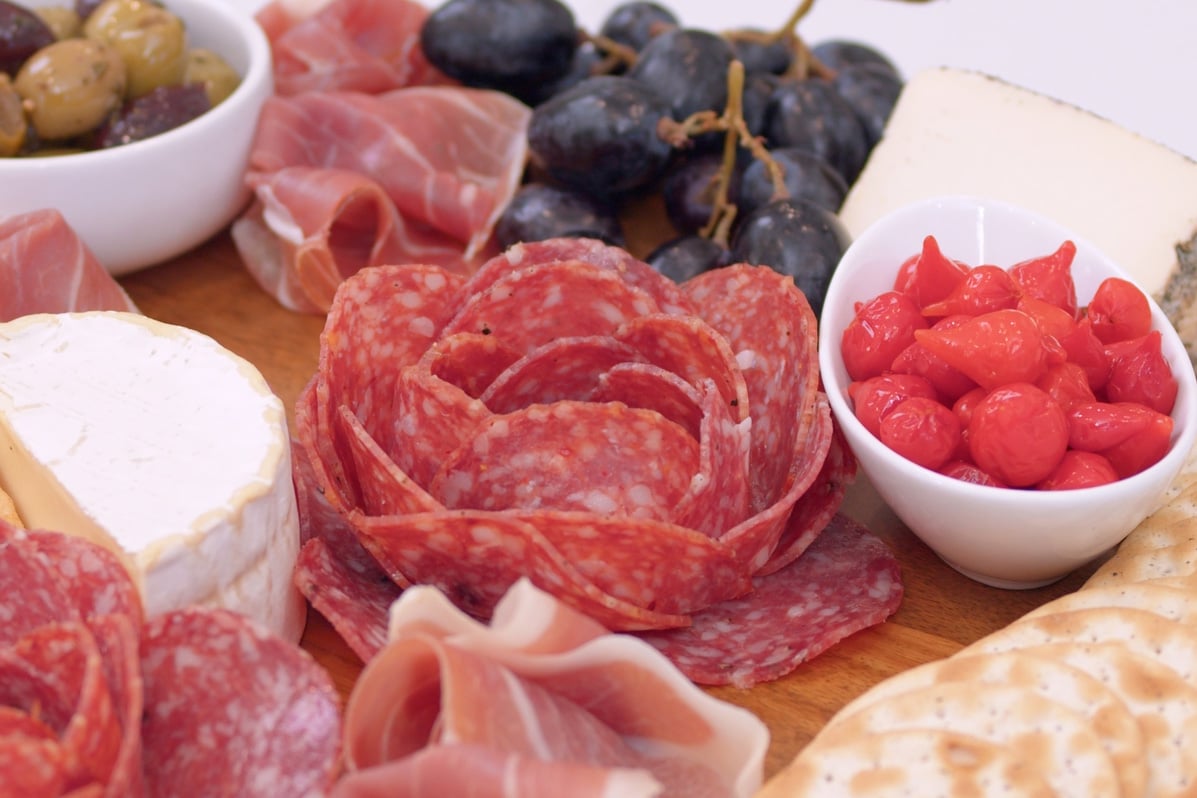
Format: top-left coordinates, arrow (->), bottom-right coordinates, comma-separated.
724,0 -> 836,80
581,29 -> 639,74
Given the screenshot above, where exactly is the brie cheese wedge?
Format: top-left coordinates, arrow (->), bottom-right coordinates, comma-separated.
840,67 -> 1197,355
0,312 -> 306,642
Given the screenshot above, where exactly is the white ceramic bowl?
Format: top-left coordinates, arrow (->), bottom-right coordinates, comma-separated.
2,0 -> 272,275
819,195 -> 1197,589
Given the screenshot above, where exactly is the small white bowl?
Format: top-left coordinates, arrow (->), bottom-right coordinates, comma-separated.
1,0 -> 272,275
819,195 -> 1197,589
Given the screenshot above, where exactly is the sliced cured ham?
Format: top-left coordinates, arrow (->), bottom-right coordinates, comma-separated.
332,579 -> 769,798
258,0 -> 445,96
293,237 -> 903,684
234,87 -> 530,313
0,209 -> 138,322
0,525 -> 342,796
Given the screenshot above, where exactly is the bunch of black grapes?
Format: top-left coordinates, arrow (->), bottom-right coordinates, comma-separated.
420,0 -> 902,315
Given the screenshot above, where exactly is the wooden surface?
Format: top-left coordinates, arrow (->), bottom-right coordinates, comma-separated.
118,230 -> 1100,782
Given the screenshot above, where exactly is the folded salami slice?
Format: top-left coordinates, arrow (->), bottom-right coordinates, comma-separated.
479,337 -> 639,414
670,381 -> 753,540
420,332 -> 521,399
595,362 -> 705,440
467,237 -> 696,317
683,265 -> 821,512
88,613 -> 145,798
294,538 -> 399,663
140,608 -> 342,798
441,261 -> 662,354
639,514 -> 903,687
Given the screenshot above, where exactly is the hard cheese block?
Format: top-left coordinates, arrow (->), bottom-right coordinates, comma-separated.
840,67 -> 1197,355
0,312 -> 306,642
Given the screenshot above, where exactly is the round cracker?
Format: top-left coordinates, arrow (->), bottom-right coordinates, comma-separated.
1087,537 -> 1197,588
828,650 -> 1146,798
1028,582 -> 1197,624
962,636 -> 1197,797
816,681 -> 1120,798
761,728 -> 1055,798
1117,476 -> 1197,555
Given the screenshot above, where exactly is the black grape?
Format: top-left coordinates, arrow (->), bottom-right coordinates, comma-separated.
661,151 -> 742,235
646,235 -> 731,283
831,62 -> 903,148
628,28 -> 734,121
0,1 -> 54,76
727,30 -> 792,76
421,0 -> 577,105
737,147 -> 847,217
495,183 -> 623,248
527,75 -> 674,199
729,198 -> 850,315
811,39 -> 900,77
764,78 -> 870,184
525,40 -> 604,106
599,1 -> 678,52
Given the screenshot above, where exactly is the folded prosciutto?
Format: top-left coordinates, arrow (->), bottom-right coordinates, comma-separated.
331,579 -> 770,798
0,523 -> 342,797
0,209 -> 138,322
292,237 -> 904,686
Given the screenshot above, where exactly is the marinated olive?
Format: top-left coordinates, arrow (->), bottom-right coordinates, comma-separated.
83,0 -> 185,98
182,47 -> 238,106
95,81 -> 207,147
14,37 -> 125,140
0,0 -> 56,75
0,73 -> 26,155
34,6 -> 83,40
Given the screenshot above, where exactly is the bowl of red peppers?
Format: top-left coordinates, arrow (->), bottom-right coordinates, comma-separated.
819,194 -> 1197,588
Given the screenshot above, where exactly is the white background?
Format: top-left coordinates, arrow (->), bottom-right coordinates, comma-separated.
232,0 -> 1197,160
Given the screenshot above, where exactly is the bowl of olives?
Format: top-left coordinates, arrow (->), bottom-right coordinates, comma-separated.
0,0 -> 272,274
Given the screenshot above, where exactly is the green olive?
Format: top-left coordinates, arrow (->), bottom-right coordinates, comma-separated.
83,0 -> 186,98
14,38 -> 126,140
0,74 -> 27,156
182,47 -> 239,107
34,6 -> 82,40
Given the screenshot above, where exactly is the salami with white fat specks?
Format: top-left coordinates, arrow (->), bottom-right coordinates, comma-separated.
293,537 -> 398,662
299,239 -> 899,684
639,515 -> 903,688
140,608 -> 342,797
479,337 -> 638,414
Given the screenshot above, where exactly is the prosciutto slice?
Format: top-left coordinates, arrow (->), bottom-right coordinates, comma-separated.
332,579 -> 769,798
0,209 -> 138,322
234,87 -> 530,313
257,0 -> 445,96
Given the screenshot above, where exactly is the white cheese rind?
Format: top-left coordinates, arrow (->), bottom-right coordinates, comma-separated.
0,311 -> 305,641
840,67 -> 1197,352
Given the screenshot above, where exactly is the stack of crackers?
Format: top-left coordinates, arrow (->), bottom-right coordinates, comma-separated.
759,465 -> 1197,797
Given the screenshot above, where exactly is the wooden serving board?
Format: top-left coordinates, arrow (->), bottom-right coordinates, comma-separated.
118,230 -> 1100,781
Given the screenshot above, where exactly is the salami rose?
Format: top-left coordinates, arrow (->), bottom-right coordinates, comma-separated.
295,238 -> 902,684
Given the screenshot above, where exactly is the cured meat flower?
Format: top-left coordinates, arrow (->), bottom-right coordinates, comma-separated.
0,523 -> 342,797
331,579 -> 770,798
295,238 -> 902,685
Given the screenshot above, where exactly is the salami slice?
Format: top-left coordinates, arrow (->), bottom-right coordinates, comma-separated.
479,337 -> 639,414
352,509 -> 691,630
613,314 -> 750,423
140,608 -> 342,798
467,237 -> 695,317
594,363 -> 705,440
420,332 -> 521,399
0,622 -> 121,787
441,261 -> 661,355
339,406 -> 445,518
294,537 -> 399,663
23,530 -> 143,628
716,396 -> 834,570
429,401 -> 699,522
670,381 -> 753,540
759,424 -> 856,576
0,530 -> 79,646
88,613 -> 145,798
683,265 -> 820,511
639,514 -> 903,687
0,734 -> 67,797
390,367 -> 492,488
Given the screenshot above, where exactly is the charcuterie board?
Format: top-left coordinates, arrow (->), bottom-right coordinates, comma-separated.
118,229 -> 1101,780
